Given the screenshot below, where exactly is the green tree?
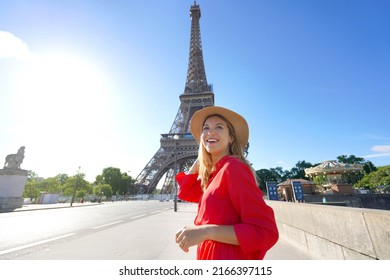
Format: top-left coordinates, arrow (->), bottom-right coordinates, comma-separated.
354,165 -> 390,192
290,160 -> 315,179
362,161 -> 377,174
27,170 -> 44,182
337,154 -> 377,174
256,169 -> 279,191
354,173 -> 373,189
337,154 -> 365,164
40,177 -> 62,193
93,184 -> 112,198
270,166 -> 290,182
63,173 -> 91,198
23,181 -> 41,200
95,167 -> 133,196
370,166 -> 390,188
55,173 -> 69,185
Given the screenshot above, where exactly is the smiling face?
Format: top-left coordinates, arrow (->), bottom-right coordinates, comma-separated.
201,115 -> 234,163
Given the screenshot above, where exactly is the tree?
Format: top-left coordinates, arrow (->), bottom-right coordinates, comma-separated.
256,169 -> 279,191
337,154 -> 377,174
269,167 -> 290,182
62,173 -> 91,198
95,167 -> 135,196
55,173 -> 69,185
290,160 -> 315,179
23,181 -> 41,200
27,170 -> 44,182
370,166 -> 390,189
354,173 -> 373,189
337,154 -> 365,164
362,161 -> 377,174
93,184 -> 112,198
40,177 -> 62,193
354,165 -> 390,192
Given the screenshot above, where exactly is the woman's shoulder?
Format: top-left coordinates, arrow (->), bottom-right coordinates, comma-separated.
220,156 -> 248,170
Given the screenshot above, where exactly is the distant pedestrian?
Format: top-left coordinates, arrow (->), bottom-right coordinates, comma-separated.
175,106 -> 279,260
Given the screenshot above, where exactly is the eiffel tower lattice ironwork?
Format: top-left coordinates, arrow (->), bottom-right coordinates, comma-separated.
134,1 -> 214,195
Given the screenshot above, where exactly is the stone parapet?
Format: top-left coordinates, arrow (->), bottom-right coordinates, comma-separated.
267,200 -> 390,260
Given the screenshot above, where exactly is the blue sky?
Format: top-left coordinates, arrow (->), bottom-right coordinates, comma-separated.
1,0 -> 389,182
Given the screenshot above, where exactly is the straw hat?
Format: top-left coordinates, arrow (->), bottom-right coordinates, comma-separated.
190,106 -> 249,150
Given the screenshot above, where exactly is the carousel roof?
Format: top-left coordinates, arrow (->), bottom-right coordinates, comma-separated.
305,160 -> 363,175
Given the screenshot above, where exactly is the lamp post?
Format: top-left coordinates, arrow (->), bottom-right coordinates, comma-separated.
173,134 -> 179,212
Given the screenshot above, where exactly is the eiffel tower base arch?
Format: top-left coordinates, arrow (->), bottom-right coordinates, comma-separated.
135,134 -> 198,195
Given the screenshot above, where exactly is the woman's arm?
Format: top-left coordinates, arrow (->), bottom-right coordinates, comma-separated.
176,159 -> 202,203
227,162 -> 279,253
175,224 -> 239,252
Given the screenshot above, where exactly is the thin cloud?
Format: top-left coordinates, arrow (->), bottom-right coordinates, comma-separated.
371,145 -> 390,153
0,30 -> 35,60
363,145 -> 390,158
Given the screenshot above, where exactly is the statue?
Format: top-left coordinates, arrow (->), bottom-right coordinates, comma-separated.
4,146 -> 25,169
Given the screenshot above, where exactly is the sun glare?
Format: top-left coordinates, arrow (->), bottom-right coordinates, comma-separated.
16,52 -> 112,131
11,51 -> 117,178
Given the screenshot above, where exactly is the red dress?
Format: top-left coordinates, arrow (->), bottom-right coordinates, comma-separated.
176,155 -> 279,260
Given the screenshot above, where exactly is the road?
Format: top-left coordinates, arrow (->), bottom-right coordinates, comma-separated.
0,200 -> 194,260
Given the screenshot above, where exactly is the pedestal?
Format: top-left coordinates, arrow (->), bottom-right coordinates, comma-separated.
0,168 -> 28,211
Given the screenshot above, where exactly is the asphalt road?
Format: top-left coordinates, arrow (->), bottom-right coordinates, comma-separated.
0,200 -> 193,260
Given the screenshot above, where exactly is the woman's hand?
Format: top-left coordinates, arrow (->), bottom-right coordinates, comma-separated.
176,224 -> 239,252
175,225 -> 206,252
187,158 -> 199,174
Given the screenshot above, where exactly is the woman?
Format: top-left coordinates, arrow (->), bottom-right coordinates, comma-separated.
175,106 -> 279,260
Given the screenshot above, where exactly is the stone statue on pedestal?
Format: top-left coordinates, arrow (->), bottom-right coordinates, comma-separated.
4,146 -> 25,169
0,146 -> 28,211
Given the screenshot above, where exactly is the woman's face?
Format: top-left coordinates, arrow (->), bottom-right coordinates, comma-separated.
201,115 -> 233,162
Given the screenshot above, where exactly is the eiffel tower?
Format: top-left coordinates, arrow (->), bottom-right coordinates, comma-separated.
134,1 -> 214,195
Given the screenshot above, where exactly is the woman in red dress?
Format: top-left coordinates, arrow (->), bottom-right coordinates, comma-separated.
175,106 -> 279,260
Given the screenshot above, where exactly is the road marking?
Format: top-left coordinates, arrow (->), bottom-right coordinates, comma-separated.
0,233 -> 75,256
92,220 -> 123,229
150,210 -> 162,214
130,214 -> 147,219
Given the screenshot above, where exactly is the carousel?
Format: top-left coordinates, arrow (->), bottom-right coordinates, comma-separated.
304,160 -> 363,194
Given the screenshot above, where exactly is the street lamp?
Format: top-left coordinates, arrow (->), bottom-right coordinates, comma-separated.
173,134 -> 179,212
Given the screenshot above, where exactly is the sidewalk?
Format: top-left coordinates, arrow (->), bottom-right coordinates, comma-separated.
12,201 -> 101,212
11,201 -> 311,260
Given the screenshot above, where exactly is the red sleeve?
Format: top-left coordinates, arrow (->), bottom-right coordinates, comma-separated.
227,162 -> 279,254
176,172 -> 203,203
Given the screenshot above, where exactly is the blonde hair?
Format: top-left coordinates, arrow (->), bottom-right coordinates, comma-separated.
197,114 -> 257,189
